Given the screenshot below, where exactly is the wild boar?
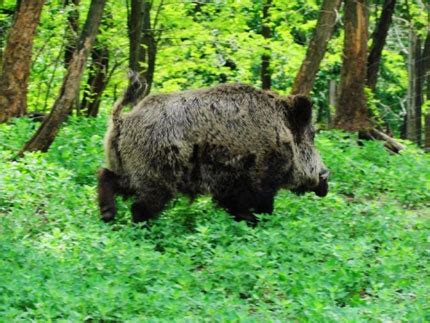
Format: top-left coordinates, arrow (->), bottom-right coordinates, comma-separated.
98,82 -> 329,225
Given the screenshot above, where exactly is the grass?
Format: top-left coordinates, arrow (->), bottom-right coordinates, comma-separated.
0,116 -> 429,321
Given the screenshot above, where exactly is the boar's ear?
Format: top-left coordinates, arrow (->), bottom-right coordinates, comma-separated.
286,95 -> 313,128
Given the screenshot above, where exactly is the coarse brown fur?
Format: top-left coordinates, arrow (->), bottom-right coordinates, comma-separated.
99,83 -> 329,225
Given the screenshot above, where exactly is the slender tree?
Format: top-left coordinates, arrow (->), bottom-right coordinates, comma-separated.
81,41 -> 109,116
128,0 -> 145,74
143,1 -> 157,93
334,0 -> 370,131
291,0 -> 341,95
426,80 -> 430,149
366,0 -> 396,91
424,27 -> 430,150
81,12 -> 113,117
0,0 -> 44,123
406,30 -> 422,144
63,0 -> 81,113
19,0 -> 106,155
64,0 -> 80,68
128,0 -> 161,95
260,0 -> 272,90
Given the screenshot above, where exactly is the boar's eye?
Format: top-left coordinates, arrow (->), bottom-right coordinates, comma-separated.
287,95 -> 312,129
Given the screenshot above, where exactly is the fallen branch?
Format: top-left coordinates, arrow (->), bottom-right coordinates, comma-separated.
359,128 -> 405,154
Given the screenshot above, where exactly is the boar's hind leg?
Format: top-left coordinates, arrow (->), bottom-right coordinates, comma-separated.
131,187 -> 173,223
98,168 -> 118,222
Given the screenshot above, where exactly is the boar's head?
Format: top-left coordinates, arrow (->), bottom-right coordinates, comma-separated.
283,95 -> 329,197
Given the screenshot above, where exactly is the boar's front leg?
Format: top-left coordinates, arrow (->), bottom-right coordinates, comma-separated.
214,188 -> 275,226
97,168 -> 118,222
214,189 -> 259,226
131,186 -> 173,223
254,189 -> 275,215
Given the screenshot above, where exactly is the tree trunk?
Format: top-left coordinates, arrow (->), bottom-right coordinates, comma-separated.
142,0 -> 157,94
260,0 -> 272,90
128,0 -> 145,74
18,0 -> 106,155
366,0 -> 396,91
291,0 -> 341,95
415,37 -> 424,146
425,31 -> 430,151
81,42 -> 109,117
425,113 -> 430,151
406,29 -> 420,144
81,12 -> 112,117
0,0 -> 44,123
128,0 -> 158,95
334,0 -> 370,131
0,5 -> 17,73
64,0 -> 80,68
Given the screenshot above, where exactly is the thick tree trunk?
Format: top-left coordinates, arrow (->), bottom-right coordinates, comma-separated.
19,0 -> 106,155
366,0 -> 396,90
334,0 -> 370,131
260,0 -> 272,90
291,0 -> 341,95
64,0 -> 80,68
0,0 -> 44,123
81,43 -> 109,117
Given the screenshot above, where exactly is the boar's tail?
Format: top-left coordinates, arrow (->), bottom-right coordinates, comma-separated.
111,71 -> 147,124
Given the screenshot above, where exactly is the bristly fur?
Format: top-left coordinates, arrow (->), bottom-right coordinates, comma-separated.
100,83 -> 328,224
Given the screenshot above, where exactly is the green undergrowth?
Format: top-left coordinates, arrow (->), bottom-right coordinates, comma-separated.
1,116 -> 429,321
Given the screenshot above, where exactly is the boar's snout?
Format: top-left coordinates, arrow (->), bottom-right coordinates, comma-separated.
313,169 -> 329,197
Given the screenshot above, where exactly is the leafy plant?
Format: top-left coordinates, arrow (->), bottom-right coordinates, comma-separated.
1,118 -> 429,321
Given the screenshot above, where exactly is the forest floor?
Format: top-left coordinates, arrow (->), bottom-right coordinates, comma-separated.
1,116 -> 429,321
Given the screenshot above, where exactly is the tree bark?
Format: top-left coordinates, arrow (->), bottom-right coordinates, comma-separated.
425,113 -> 430,151
415,37 -> 424,146
366,0 -> 396,91
291,0 -> 341,95
0,0 -> 44,123
81,42 -> 109,117
406,29 -> 420,144
334,0 -> 370,131
142,0 -> 157,94
128,0 -> 158,95
81,12 -> 112,117
19,0 -> 106,155
0,5 -> 17,73
425,31 -> 430,151
64,0 -> 80,68
128,0 -> 145,74
260,0 -> 272,90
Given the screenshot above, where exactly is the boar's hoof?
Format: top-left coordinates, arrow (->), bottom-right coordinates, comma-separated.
101,208 -> 116,222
